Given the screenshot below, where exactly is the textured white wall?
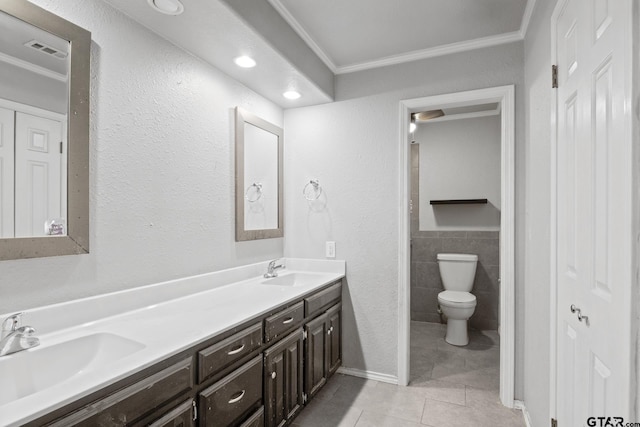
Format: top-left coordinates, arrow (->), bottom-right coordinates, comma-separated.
0,0 -> 283,314
284,42 -> 524,384
416,115 -> 501,231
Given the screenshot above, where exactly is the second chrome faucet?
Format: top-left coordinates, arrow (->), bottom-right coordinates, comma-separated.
264,259 -> 285,278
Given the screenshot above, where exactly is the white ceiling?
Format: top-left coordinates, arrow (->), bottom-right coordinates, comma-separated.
270,0 -> 531,73
101,0 -> 534,108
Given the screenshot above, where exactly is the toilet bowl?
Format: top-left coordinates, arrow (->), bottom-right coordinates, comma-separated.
437,253 -> 478,346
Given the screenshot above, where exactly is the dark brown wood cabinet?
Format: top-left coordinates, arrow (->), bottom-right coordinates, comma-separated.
264,329 -> 304,427
304,303 -> 342,401
148,400 -> 196,427
34,279 -> 343,427
198,355 -> 263,427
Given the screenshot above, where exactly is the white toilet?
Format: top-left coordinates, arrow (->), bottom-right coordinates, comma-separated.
437,253 -> 478,346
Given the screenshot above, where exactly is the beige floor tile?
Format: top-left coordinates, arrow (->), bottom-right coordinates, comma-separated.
355,411 -> 432,427
407,379 -> 466,406
292,398 -> 362,427
330,382 -> 428,423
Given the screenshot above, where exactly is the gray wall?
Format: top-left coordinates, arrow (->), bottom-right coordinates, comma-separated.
411,230 -> 499,331
284,41 -> 524,392
0,0 -> 283,314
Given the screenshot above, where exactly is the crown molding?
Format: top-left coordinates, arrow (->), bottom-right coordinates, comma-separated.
269,0 -> 535,74
267,0 -> 338,73
335,31 -> 522,74
0,51 -> 67,82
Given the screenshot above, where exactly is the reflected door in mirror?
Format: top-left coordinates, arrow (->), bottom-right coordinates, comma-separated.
0,107 -> 65,238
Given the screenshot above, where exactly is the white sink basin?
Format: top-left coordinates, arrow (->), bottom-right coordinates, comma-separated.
261,272 -> 328,287
0,332 -> 145,406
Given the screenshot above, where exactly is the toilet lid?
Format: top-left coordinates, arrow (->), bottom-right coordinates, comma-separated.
438,291 -> 477,305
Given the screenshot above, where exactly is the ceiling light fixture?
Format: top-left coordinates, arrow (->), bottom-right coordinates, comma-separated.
283,90 -> 301,100
147,0 -> 184,15
234,56 -> 256,68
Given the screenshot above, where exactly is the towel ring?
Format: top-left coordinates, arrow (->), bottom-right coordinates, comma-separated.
245,182 -> 263,203
303,179 -> 322,201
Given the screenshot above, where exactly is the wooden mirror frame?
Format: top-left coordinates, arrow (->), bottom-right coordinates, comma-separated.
0,0 -> 90,260
235,107 -> 283,241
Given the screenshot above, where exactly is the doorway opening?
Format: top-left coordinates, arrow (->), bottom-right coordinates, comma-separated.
397,86 -> 515,408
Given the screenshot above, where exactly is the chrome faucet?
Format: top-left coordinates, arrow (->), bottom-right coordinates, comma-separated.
264,259 -> 285,278
0,313 -> 40,356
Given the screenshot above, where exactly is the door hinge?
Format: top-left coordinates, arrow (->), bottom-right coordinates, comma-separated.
302,393 -> 308,404
551,418 -> 557,427
60,141 -> 63,154
552,65 -> 558,88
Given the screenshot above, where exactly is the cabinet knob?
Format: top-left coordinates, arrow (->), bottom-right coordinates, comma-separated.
271,371 -> 276,379
327,329 -> 331,335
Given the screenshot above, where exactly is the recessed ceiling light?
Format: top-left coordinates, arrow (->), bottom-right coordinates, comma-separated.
147,0 -> 184,15
234,56 -> 256,68
283,90 -> 301,100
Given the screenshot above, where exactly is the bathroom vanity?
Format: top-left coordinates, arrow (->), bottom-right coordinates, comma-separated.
0,259 -> 344,427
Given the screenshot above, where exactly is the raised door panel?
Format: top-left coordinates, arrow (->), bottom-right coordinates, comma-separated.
14,111 -> 63,237
327,304 -> 342,376
264,328 -> 304,427
304,315 -> 327,400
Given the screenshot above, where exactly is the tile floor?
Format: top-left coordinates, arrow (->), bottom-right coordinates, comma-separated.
292,321 -> 525,427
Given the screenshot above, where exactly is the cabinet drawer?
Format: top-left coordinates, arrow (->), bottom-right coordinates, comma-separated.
199,355 -> 263,427
239,406 -> 264,427
198,322 -> 262,383
264,301 -> 304,342
305,281 -> 342,317
148,399 -> 194,427
49,358 -> 193,427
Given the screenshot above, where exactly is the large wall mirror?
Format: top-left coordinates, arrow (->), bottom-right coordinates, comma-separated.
235,107 -> 283,241
0,0 -> 90,260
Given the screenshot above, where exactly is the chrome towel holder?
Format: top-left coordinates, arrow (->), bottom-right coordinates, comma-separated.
303,179 -> 322,201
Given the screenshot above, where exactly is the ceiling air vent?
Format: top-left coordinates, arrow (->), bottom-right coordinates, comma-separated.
24,40 -> 67,59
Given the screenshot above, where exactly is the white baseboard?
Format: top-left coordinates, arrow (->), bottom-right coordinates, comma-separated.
514,400 -> 533,427
336,367 -> 399,385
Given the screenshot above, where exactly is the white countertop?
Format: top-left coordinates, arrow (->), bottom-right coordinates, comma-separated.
0,258 -> 345,427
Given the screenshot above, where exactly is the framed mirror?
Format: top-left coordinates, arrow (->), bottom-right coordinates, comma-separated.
235,107 -> 283,241
0,0 -> 90,260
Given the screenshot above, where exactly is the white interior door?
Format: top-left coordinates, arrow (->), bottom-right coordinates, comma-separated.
0,107 -> 15,238
14,111 -> 63,237
553,0 -> 632,424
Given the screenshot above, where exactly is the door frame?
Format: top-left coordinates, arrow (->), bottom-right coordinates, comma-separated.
397,85 -> 516,407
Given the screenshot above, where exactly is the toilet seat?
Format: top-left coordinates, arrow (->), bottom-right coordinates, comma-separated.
438,290 -> 476,308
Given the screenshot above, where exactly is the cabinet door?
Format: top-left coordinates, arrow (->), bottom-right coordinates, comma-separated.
264,328 -> 304,427
304,314 -> 327,400
326,304 -> 342,376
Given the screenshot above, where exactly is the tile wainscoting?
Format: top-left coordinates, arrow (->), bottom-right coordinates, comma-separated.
410,230 -> 500,331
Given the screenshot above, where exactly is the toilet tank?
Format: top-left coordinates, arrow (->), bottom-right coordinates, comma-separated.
437,253 -> 478,292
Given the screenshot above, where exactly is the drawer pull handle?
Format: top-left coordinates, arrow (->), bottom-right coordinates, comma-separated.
227,344 -> 245,355
282,317 -> 294,324
228,390 -> 245,404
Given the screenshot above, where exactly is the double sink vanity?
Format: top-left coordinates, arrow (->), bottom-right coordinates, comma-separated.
0,258 -> 345,427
